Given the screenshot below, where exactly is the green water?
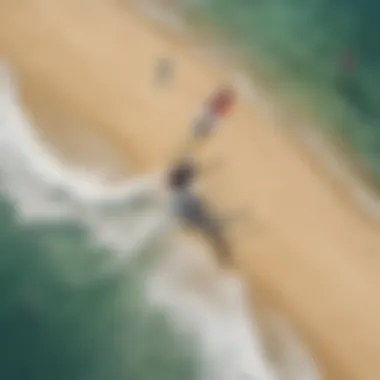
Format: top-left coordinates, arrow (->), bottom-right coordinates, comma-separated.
176,0 -> 380,186
0,197 -> 198,380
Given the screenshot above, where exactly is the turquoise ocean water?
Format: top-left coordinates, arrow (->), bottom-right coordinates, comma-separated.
0,1 -> 324,378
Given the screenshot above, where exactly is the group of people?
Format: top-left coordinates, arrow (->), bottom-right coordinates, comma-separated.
165,86 -> 240,266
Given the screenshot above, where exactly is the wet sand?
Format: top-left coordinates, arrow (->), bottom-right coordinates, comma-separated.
1,1 -> 380,378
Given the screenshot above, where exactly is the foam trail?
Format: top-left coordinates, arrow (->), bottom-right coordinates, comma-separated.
0,63 -> 166,249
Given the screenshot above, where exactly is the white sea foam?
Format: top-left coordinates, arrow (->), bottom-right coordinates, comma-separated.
0,62 -> 319,380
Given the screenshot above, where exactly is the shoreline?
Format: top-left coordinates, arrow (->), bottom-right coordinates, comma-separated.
1,1 -> 380,379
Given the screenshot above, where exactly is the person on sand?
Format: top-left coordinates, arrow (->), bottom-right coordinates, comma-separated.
166,156 -> 244,266
182,85 -> 236,155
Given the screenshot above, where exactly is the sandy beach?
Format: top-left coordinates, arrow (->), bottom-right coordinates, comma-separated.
1,0 -> 380,378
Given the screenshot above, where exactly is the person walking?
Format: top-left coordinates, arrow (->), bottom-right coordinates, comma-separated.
181,85 -> 236,156
166,157 -> 233,265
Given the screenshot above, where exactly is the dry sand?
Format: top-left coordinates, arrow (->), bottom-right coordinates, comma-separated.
1,0 -> 380,378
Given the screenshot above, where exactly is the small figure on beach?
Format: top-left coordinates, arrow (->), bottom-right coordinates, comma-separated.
166,157 -> 230,264
182,85 -> 236,154
166,156 -> 245,266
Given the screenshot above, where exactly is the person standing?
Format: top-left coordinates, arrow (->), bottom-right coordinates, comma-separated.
181,85 -> 236,156
166,157 -> 232,265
